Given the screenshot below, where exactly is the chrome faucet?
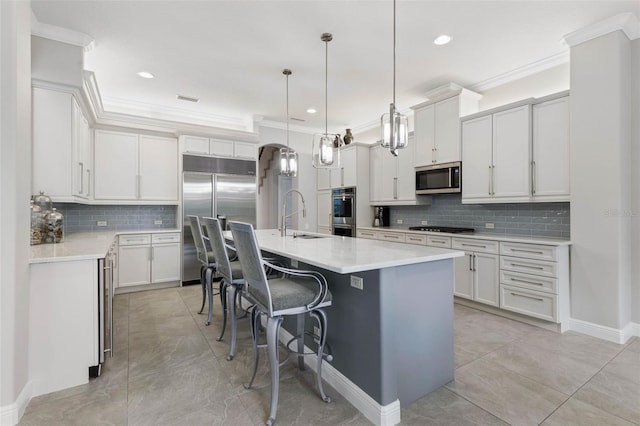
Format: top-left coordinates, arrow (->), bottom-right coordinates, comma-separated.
281,189 -> 306,237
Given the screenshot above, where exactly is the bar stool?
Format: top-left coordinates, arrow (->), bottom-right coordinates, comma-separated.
201,216 -> 247,360
187,215 -> 218,326
229,221 -> 333,426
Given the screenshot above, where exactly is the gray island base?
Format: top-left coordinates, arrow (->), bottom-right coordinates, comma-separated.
234,230 -> 462,426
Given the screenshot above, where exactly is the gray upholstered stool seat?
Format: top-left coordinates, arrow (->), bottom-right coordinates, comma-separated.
229,220 -> 333,426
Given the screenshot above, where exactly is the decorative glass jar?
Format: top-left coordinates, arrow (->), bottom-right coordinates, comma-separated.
32,191 -> 53,212
44,208 -> 64,243
30,201 -> 44,245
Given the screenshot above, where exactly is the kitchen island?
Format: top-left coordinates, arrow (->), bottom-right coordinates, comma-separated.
234,229 -> 464,426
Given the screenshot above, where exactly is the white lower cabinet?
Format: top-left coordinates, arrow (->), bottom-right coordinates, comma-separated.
117,232 -> 180,289
452,237 -> 500,306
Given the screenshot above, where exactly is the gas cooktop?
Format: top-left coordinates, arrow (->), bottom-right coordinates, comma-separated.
408,226 -> 475,234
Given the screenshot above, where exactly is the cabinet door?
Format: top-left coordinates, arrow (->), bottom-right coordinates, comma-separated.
532,97 -> 570,200
396,135 -> 416,201
379,149 -> 396,201
71,99 -> 84,198
461,115 -> 492,201
413,104 -> 435,166
317,168 -> 331,190
210,139 -> 234,157
492,105 -> 531,199
340,146 -> 358,187
454,252 -> 474,299
80,114 -> 92,198
94,130 -> 139,200
234,142 -> 257,159
435,96 -> 461,164
118,245 -> 151,286
317,190 -> 332,228
139,135 -> 178,201
474,253 -> 499,307
151,243 -> 181,282
369,145 -> 384,202
182,135 -> 210,154
32,88 -> 73,199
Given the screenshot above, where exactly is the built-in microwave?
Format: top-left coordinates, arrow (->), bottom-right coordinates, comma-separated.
415,161 -> 461,195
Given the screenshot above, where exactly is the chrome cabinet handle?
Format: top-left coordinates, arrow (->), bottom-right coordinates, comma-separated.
509,262 -> 545,270
531,160 -> 536,195
510,292 -> 544,302
468,253 -> 473,271
79,162 -> 84,194
461,243 -> 487,249
393,177 -> 398,199
511,248 -> 545,255
488,165 -> 492,195
87,169 -> 91,196
510,277 -> 544,286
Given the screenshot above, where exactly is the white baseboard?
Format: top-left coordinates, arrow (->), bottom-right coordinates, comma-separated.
0,381 -> 32,426
278,327 -> 401,426
568,318 -> 639,344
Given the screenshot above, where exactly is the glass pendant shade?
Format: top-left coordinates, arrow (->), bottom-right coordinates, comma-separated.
280,147 -> 298,177
312,133 -> 340,168
380,104 -> 408,155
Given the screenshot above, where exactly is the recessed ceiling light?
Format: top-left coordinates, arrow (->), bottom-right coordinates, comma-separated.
137,71 -> 155,79
433,35 -> 452,45
306,108 -> 317,114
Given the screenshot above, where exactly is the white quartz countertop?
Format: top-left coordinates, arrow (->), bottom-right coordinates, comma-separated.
229,229 -> 464,274
358,226 -> 572,246
29,229 -> 180,264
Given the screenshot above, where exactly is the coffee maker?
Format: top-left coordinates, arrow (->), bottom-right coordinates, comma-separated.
373,206 -> 390,227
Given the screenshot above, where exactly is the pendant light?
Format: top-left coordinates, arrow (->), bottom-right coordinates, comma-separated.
280,69 -> 298,177
312,33 -> 341,169
380,0 -> 408,157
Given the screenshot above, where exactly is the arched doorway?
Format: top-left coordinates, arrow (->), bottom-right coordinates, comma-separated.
257,144 -> 298,230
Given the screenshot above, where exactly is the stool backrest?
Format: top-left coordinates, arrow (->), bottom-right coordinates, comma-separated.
229,221 -> 272,312
187,215 -> 209,266
201,217 -> 232,281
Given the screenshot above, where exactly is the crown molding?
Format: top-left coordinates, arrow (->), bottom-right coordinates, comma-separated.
30,10 -> 95,51
562,12 -> 639,46
470,51 -> 570,93
258,119 -> 318,135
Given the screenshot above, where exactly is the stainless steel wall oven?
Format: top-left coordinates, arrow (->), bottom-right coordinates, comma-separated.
332,187 -> 356,237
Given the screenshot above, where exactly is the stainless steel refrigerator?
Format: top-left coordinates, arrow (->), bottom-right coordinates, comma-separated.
182,155 -> 257,284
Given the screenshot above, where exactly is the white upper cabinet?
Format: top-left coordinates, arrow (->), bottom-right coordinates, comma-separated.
370,135 -> 418,205
32,87 -> 91,202
316,144 -> 363,190
531,95 -> 570,201
94,130 -> 178,202
412,88 -> 481,167
180,135 -> 257,160
462,103 -> 531,203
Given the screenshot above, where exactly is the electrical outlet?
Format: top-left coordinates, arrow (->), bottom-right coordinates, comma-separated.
396,219 -> 403,224
421,220 -> 428,225
350,275 -> 364,290
291,259 -> 298,268
485,223 -> 495,229
96,221 -> 107,227
154,219 -> 162,225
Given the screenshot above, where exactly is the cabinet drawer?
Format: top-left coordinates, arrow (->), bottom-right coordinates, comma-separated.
500,255 -> 557,278
500,284 -> 557,322
500,242 -> 557,261
500,270 -> 557,294
119,234 -> 151,246
379,232 -> 406,243
405,234 -> 427,245
357,229 -> 379,240
426,235 -> 452,248
152,233 -> 180,244
452,238 -> 499,254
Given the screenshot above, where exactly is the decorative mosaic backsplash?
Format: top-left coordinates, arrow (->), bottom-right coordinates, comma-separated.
53,203 -> 178,233
390,194 -> 570,238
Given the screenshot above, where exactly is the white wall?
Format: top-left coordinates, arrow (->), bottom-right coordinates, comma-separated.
0,1 -> 32,423
570,30 -> 633,330
258,126 -> 317,232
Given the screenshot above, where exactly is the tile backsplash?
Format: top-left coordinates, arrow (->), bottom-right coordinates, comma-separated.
53,203 -> 178,233
390,194 -> 570,238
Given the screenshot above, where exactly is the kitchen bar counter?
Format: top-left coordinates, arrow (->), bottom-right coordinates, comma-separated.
231,229 -> 463,426
29,229 -> 180,263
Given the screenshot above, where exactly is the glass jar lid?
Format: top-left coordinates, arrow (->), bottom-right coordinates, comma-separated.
32,191 -> 53,211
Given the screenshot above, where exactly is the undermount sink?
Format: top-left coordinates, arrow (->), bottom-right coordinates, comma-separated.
292,233 -> 326,239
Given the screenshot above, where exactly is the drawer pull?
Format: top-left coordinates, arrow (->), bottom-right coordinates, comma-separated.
385,235 -> 400,239
510,277 -> 543,286
125,238 -> 146,243
408,237 -> 422,241
156,237 -> 174,240
511,292 -> 544,302
509,262 -> 544,270
511,248 -> 545,255
461,243 -> 488,249
432,240 -> 447,244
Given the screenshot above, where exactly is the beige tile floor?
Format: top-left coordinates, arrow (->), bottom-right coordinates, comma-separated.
20,285 -> 640,426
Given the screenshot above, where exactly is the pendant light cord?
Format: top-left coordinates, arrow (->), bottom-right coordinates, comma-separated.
286,71 -> 290,149
393,0 -> 397,106
325,37 -> 328,135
